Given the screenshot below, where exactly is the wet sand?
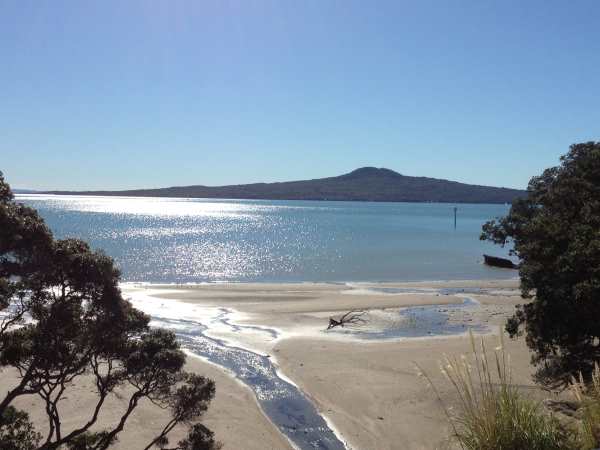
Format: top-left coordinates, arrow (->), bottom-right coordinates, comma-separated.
2,279 -> 535,450
274,333 -> 536,450
121,279 -> 536,450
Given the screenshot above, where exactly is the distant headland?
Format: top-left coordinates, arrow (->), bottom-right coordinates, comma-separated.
44,167 -> 525,204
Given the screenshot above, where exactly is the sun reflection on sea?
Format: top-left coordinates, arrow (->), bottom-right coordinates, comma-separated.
18,194 -> 273,218
16,194 -> 514,283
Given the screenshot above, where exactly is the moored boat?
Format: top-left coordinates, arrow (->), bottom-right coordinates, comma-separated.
483,254 -> 518,269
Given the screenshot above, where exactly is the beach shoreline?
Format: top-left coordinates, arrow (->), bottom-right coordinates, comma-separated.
0,279 -> 532,450
118,278 -> 532,450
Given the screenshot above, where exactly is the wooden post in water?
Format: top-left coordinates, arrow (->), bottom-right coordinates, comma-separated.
453,207 -> 457,229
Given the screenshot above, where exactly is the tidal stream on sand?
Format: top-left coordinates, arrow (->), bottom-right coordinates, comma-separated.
128,290 -> 348,450
126,285 -> 495,450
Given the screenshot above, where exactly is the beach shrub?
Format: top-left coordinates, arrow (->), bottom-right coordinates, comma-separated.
0,171 -> 219,450
571,363 -> 600,449
481,142 -> 600,387
418,332 -> 576,450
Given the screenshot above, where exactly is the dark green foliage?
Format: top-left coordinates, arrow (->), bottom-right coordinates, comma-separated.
177,424 -> 222,450
0,172 -> 52,282
0,171 -> 219,449
481,142 -> 600,386
0,406 -> 41,450
45,167 -> 525,203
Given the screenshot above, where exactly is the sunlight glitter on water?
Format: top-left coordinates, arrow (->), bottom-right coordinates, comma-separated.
18,194 -> 515,283
16,194 -> 273,218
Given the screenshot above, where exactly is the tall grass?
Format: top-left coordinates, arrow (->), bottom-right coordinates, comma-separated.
417,331 -> 575,450
571,363 -> 600,449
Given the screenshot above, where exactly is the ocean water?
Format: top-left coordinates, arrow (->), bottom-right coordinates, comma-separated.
16,195 -> 515,283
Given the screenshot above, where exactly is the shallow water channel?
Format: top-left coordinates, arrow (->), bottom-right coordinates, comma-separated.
146,310 -> 348,450
332,287 -> 488,339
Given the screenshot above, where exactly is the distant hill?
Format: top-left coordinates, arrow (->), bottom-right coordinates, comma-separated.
45,167 -> 526,204
12,189 -> 40,194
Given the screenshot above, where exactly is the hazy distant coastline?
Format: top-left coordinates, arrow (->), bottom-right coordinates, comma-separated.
43,167 -> 525,204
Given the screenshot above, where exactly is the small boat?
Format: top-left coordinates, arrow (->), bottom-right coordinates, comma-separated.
483,254 -> 518,269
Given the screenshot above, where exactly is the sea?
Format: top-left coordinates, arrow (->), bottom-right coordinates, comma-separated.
16,194 -> 516,283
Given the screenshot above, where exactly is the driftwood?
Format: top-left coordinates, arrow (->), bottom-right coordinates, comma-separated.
327,309 -> 368,330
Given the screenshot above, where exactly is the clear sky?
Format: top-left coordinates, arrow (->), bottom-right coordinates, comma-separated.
1,1 -> 599,190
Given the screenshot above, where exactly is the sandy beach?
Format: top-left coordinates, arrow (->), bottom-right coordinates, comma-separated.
126,279 -> 538,450
2,279 -> 541,450
1,355 -> 292,450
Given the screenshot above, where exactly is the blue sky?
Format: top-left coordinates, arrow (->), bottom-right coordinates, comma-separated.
1,1 -> 599,190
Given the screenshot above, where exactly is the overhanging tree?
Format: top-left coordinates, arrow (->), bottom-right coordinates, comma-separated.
0,171 -> 220,450
481,142 -> 600,386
